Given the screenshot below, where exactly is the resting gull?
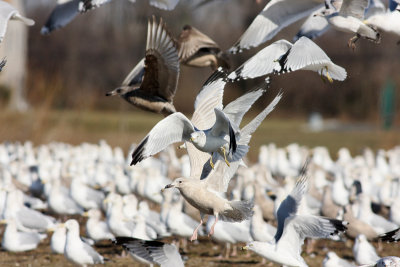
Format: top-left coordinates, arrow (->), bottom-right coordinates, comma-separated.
130,69 -> 237,169
106,16 -> 180,116
353,234 -> 380,265
0,0 -> 34,42
229,0 -> 324,53
113,237 -> 184,267
64,219 -> 104,266
163,86 -> 283,241
228,36 -> 347,83
243,169 -> 348,267
0,218 -> 46,252
322,251 -> 355,267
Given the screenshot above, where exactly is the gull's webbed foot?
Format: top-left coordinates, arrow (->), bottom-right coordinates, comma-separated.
325,66 -> 333,83
222,147 -> 230,167
348,35 -> 359,51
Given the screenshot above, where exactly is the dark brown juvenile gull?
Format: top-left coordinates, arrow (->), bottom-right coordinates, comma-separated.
106,16 -> 179,116
177,25 -> 230,70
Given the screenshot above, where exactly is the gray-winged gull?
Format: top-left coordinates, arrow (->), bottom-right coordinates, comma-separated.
228,36 -> 347,83
83,209 -> 114,242
79,0 -> 180,12
323,0 -> 381,49
49,223 -> 67,254
322,251 -> 356,267
229,0 -> 324,53
242,171 -> 348,267
353,234 -> 380,265
0,218 -> 46,252
163,86 -> 283,241
379,227 -> 400,242
64,219 -> 104,266
113,237 -> 184,267
41,0 -> 79,35
130,69 -> 237,169
106,17 -> 180,116
0,0 -> 34,43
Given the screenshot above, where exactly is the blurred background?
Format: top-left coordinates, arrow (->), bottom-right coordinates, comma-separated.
1,0 -> 399,159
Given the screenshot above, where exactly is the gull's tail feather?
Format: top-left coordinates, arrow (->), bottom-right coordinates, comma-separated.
221,200 -> 254,222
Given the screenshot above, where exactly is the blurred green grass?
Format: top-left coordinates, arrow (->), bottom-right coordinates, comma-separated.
0,109 -> 399,161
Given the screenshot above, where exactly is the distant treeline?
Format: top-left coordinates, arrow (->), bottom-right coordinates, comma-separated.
23,1 -> 400,120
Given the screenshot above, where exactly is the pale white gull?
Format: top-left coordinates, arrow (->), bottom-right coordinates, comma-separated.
229,0 -> 324,53
353,234 -> 380,265
243,170 -> 348,267
64,219 -> 104,266
322,251 -> 356,267
163,88 -> 283,241
0,218 -> 46,252
228,37 -> 346,83
0,0 -> 35,42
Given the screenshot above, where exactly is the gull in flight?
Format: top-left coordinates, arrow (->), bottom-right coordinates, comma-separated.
163,84 -> 283,241
229,0 -> 325,53
0,0 -> 34,42
243,166 -> 348,267
322,0 -> 381,49
228,37 -> 346,83
177,24 -> 230,70
379,227 -> 400,242
106,17 -> 180,116
113,237 -> 184,267
130,69 -> 237,169
41,0 -> 180,34
64,219 -> 104,266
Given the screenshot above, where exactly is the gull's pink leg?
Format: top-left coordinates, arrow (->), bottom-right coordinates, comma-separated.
190,218 -> 203,242
208,215 -> 218,237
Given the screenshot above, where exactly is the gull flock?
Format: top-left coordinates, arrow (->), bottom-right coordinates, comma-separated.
0,0 -> 400,266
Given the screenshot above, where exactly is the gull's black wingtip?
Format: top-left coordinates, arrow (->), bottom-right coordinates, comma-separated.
130,136 -> 149,165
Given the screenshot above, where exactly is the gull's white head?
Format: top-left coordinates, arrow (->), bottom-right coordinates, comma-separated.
65,219 -> 80,234
190,131 -> 206,147
164,178 -> 187,190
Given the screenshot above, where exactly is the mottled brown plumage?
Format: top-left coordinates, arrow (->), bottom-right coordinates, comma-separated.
106,16 -> 179,116
177,25 -> 230,70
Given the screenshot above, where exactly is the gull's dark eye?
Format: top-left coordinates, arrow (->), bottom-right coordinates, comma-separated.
179,180 -> 182,184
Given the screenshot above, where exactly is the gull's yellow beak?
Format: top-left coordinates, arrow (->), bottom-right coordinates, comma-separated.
190,137 -> 194,142
242,245 -> 249,250
82,211 -> 90,217
0,219 -> 7,225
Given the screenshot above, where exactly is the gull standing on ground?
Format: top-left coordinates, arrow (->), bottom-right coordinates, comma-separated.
353,234 -> 380,265
49,223 -> 67,254
228,36 -> 347,83
83,209 -> 114,242
243,169 -> 348,267
130,69 -> 237,169
163,86 -> 283,241
0,0 -> 34,42
229,0 -> 324,53
322,251 -> 356,267
113,237 -> 184,267
324,0 -> 381,49
106,17 -> 180,116
0,218 -> 46,252
64,219 -> 104,266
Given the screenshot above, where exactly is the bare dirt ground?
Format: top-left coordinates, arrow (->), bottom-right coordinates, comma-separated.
1,218 -> 399,267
